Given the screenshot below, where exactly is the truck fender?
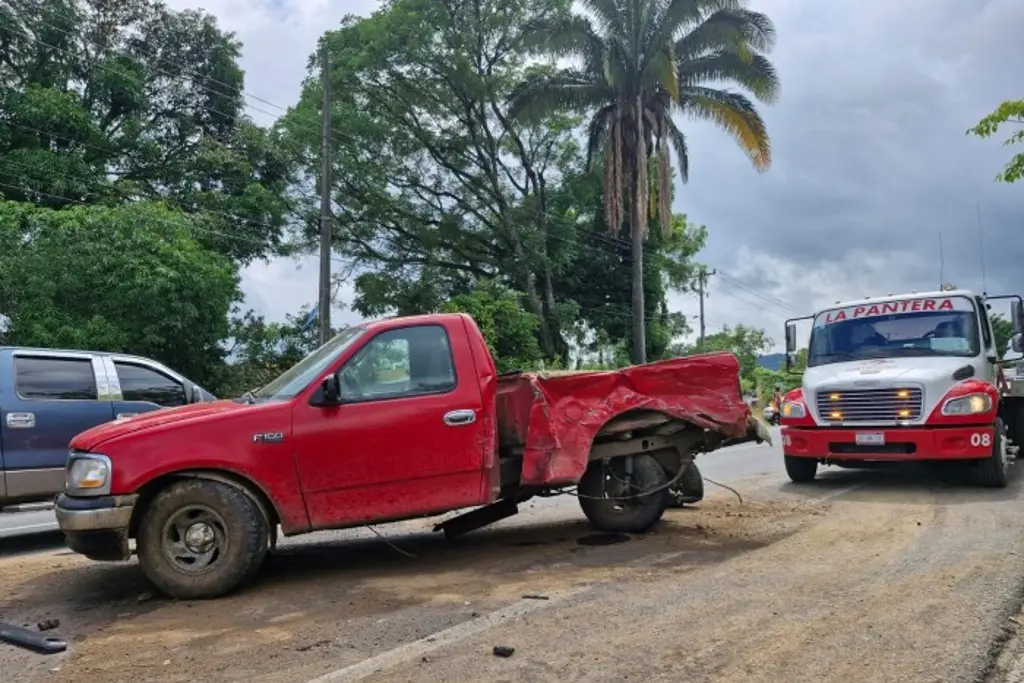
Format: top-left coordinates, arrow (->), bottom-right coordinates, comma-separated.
131,469 -> 280,548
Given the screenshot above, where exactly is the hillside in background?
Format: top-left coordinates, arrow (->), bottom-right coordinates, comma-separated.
757,353 -> 786,370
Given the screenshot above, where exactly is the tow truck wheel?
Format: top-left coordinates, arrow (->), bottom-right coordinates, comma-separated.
784,455 -> 818,483
137,479 -> 270,600
976,418 -> 1009,489
578,454 -> 669,533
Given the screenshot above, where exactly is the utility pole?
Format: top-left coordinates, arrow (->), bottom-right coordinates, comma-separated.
317,43 -> 333,346
697,266 -> 716,345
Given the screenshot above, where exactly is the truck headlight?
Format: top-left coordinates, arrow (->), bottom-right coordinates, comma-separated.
65,453 -> 112,496
782,400 -> 806,419
941,393 -> 992,416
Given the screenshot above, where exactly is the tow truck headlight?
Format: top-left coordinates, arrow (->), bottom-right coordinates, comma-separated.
781,400 -> 806,419
941,393 -> 992,416
65,453 -> 112,496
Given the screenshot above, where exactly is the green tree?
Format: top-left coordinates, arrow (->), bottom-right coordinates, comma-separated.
0,201 -> 238,383
282,0 -> 586,360
671,323 -> 772,381
968,99 -> 1024,184
442,280 -> 545,373
509,0 -> 780,362
992,314 -> 1013,356
215,307 -> 324,396
0,0 -> 294,264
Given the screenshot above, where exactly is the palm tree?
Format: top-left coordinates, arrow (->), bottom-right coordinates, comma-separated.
509,0 -> 779,363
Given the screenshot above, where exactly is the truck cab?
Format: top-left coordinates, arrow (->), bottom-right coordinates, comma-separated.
0,347 -> 214,507
779,290 -> 1024,487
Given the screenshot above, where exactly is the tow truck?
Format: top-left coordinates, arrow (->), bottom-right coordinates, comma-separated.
779,289 -> 1024,487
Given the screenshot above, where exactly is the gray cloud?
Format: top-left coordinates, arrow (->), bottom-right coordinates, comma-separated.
671,0 -> 1024,343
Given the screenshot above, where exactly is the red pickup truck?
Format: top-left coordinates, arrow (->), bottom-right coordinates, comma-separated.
55,313 -> 768,599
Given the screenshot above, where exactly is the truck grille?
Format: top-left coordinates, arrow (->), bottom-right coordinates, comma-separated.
815,387 -> 923,423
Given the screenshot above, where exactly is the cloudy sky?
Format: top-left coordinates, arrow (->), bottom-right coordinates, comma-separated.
166,0 -> 1024,350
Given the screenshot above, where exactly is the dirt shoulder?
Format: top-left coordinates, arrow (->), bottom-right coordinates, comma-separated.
1,495 -> 818,683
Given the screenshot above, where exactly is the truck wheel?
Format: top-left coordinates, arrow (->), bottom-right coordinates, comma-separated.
667,461 -> 704,507
578,454 -> 669,534
136,479 -> 269,600
784,455 -> 818,483
976,418 -> 1009,489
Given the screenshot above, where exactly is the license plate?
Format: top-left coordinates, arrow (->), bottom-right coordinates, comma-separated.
855,432 -> 885,446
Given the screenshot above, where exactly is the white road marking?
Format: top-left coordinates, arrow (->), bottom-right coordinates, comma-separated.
305,587 -> 591,683
809,483 -> 864,504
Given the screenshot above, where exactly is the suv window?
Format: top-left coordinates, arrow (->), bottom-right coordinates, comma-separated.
15,356 -> 98,400
114,362 -> 188,407
340,325 -> 456,401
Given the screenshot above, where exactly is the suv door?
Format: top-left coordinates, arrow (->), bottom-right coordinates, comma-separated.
105,357 -> 190,418
0,353 -> 115,502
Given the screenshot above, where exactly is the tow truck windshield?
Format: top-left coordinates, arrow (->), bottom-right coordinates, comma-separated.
807,297 -> 980,368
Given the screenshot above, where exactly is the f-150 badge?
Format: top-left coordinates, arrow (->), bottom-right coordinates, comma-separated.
252,432 -> 285,444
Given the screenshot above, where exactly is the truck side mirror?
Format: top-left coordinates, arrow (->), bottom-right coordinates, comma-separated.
1013,333 -> 1023,354
1013,300 -> 1024,335
190,386 -> 204,404
321,374 -> 341,404
784,322 -> 798,372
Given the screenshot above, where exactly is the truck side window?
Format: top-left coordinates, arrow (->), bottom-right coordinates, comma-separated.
340,325 -> 456,401
15,356 -> 98,401
114,362 -> 188,407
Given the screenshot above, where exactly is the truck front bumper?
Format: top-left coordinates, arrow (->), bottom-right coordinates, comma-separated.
55,493 -> 137,561
782,425 -> 995,461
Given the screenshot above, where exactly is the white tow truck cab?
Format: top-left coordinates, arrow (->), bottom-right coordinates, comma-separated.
780,289 -> 1024,487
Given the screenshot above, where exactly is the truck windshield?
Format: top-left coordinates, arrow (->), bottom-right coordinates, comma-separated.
253,326 -> 366,400
807,296 -> 980,368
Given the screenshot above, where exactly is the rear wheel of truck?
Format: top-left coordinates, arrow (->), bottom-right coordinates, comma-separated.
578,454 -> 669,533
976,418 -> 1008,489
136,479 -> 269,600
667,461 -> 704,507
784,455 -> 818,483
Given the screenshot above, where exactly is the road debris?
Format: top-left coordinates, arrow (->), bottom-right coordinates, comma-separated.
37,619 -> 59,632
492,645 -> 515,658
0,619 -> 66,654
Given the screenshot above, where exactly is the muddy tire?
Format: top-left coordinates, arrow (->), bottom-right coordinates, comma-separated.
976,418 -> 1008,489
667,461 -> 704,507
785,455 -> 818,483
137,479 -> 269,600
578,454 -> 668,534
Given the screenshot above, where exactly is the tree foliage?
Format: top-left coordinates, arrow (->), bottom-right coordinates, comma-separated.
0,200 -> 238,382
280,0 -> 719,369
0,0 -> 295,263
508,0 -> 779,361
968,99 -> 1024,184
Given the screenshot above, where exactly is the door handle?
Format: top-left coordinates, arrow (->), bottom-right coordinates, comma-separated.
116,412 -> 138,420
5,412 -> 35,429
443,409 -> 477,426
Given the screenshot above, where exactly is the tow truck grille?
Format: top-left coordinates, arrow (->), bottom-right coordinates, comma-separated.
815,387 -> 923,423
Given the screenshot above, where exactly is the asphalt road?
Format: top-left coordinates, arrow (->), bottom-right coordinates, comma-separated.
6,429 -> 1024,683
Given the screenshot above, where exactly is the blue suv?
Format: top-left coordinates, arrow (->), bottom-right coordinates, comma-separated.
0,347 -> 215,508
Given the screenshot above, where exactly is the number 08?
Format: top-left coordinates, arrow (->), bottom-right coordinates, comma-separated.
970,432 -> 992,448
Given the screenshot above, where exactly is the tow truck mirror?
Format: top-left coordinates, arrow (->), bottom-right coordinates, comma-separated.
784,322 -> 797,371
189,385 -> 204,404
1012,300 -> 1024,335
1012,333 -> 1023,354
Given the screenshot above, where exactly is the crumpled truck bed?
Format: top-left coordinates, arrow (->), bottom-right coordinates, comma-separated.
495,352 -> 756,487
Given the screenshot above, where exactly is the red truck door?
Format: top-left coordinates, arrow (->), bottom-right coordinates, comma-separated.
292,320 -> 489,528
